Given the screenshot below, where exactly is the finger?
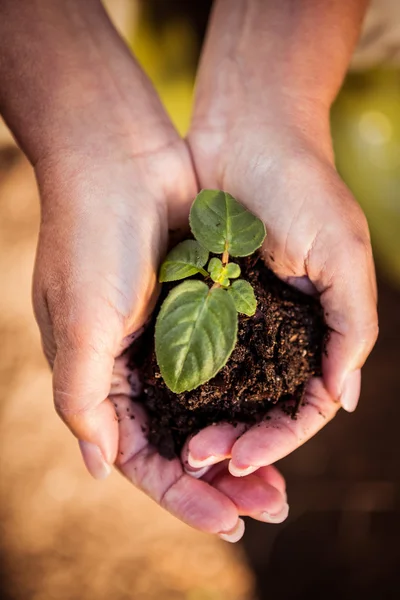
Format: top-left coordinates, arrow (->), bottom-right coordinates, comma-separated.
114,394 -> 149,464
183,428 -> 288,494
78,440 -> 112,480
115,395 -> 243,539
182,423 -> 247,474
202,461 -> 288,518
254,465 -> 287,498
209,468 -> 289,524
53,344 -> 118,465
34,282 -> 124,469
203,461 -> 287,498
111,355 -> 142,398
229,377 -> 338,473
308,219 -> 378,411
68,356 -> 140,479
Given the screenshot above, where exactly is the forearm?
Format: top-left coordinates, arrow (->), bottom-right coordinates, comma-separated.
0,0 -> 173,164
194,0 -> 368,134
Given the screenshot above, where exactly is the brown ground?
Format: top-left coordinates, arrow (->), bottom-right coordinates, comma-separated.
0,149 -> 254,600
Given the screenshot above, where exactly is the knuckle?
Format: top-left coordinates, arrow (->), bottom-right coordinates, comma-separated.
57,311 -> 115,356
354,318 -> 379,360
60,318 -> 93,350
363,319 -> 379,350
32,281 -> 48,326
337,211 -> 370,253
53,388 -> 97,419
53,390 -> 77,416
334,223 -> 373,273
346,204 -> 371,248
349,227 -> 371,255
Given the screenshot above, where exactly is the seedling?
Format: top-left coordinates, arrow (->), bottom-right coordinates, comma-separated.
155,190 -> 266,393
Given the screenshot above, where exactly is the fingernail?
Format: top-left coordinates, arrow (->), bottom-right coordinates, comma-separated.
187,453 -> 220,469
184,465 -> 212,479
79,440 -> 112,480
228,461 -> 258,477
258,503 -> 289,524
340,369 -> 361,413
218,518 -> 245,543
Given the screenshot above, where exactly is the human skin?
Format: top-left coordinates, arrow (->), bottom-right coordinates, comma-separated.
185,0 -> 378,480
0,0 -> 377,542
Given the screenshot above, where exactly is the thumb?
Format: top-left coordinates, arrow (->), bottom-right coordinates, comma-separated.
34,258 -> 157,472
33,291 -> 120,469
53,341 -> 119,465
42,296 -> 128,468
312,231 -> 378,411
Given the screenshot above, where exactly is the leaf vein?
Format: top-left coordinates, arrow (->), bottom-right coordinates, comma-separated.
174,292 -> 211,385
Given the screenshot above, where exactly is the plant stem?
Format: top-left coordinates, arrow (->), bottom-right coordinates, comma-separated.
222,243 -> 229,266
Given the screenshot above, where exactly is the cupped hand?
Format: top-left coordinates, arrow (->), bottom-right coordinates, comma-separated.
32,97 -> 289,540
187,84 -> 378,480
32,131 -> 189,466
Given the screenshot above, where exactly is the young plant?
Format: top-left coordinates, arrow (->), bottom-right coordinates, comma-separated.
155,190 -> 266,393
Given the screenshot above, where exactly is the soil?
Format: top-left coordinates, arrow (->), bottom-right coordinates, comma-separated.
132,253 -> 327,459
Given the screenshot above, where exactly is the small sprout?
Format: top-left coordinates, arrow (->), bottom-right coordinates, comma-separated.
208,258 -> 241,287
155,190 -> 267,393
228,280 -> 257,316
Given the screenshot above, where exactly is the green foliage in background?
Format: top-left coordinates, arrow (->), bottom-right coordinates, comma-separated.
129,8 -> 195,135
332,69 -> 400,286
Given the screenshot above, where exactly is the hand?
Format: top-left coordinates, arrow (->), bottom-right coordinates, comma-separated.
32,97 -> 289,542
32,126 -> 189,463
186,43 -> 378,479
2,0 -> 289,541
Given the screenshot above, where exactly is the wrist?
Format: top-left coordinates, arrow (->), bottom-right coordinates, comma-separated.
191,88 -> 333,173
0,0 -> 175,165
194,0 -> 368,155
262,91 -> 334,162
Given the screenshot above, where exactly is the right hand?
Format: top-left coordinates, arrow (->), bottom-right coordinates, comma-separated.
185,0 -> 378,479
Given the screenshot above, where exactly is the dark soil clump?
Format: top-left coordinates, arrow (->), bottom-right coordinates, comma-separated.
131,253 -> 327,459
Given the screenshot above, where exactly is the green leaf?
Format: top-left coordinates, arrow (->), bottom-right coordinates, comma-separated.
155,280 -> 238,393
226,262 -> 241,279
228,279 -> 257,316
208,258 -> 241,287
208,257 -> 224,283
219,275 -> 230,288
189,189 -> 266,257
159,240 -> 209,282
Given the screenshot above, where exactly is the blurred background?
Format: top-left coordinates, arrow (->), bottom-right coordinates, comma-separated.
1,1 -> 400,598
